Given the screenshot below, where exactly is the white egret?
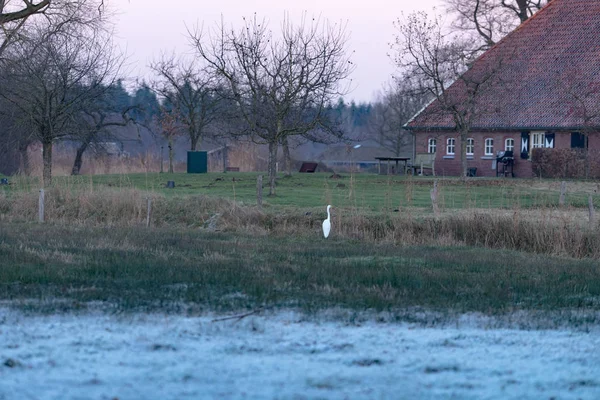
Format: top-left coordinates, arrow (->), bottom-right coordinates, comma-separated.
322,205 -> 332,238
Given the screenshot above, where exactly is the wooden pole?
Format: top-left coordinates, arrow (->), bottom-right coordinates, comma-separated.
559,181 -> 566,206
38,189 -> 45,223
257,175 -> 263,207
588,195 -> 595,228
430,180 -> 440,215
146,197 -> 152,228
160,146 -> 164,173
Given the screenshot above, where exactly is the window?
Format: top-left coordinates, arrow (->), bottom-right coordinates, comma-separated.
428,138 -> 436,154
446,138 -> 455,155
531,132 -> 545,149
466,138 -> 474,156
571,132 -> 586,149
484,138 -> 494,156
505,138 -> 514,152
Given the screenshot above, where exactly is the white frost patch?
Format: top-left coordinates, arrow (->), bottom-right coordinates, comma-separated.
1,308 -> 599,400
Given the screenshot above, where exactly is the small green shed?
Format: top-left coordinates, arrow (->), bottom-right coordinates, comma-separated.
187,151 -> 208,173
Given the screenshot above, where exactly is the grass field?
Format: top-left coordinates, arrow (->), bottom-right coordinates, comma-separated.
1,172 -> 600,316
1,222 -> 599,316
2,171 -> 599,210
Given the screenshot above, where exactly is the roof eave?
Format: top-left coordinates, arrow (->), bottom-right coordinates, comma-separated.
406,125 -> 600,132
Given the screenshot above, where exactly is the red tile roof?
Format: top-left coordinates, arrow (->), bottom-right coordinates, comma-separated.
407,0 -> 600,131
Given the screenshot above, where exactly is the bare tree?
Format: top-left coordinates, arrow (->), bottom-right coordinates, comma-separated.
0,22 -> 123,186
368,82 -> 430,158
443,0 -> 546,51
393,11 -> 505,177
71,103 -> 135,175
150,54 -> 221,152
0,0 -> 106,58
156,106 -> 184,173
190,14 -> 354,195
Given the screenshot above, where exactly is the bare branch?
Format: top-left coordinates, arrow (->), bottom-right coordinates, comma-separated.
0,0 -> 50,24
443,0 -> 546,51
149,53 -> 221,151
190,13 -> 354,195
1,0 -> 107,59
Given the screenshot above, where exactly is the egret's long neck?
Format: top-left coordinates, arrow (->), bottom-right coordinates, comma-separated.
327,207 -> 331,220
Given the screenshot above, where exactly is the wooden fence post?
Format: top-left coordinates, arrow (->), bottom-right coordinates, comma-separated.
146,197 -> 152,228
257,175 -> 263,207
588,195 -> 595,228
559,181 -> 567,206
38,189 -> 45,223
430,180 -> 440,215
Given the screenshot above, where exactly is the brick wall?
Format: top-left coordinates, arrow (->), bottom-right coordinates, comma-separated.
588,132 -> 600,151
414,131 -> 600,177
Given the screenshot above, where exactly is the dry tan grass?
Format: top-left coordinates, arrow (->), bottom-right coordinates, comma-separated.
1,184 -> 599,259
22,146 -> 168,178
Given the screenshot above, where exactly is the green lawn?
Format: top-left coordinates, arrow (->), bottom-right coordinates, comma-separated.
2,172 -> 596,210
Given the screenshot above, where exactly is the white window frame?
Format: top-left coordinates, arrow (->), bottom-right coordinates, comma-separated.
505,138 -> 514,152
428,138 -> 437,154
446,138 -> 456,155
484,138 -> 494,156
531,131 -> 545,150
466,138 -> 474,156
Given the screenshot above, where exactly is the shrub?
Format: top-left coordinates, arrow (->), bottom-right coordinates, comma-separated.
531,148 -> 600,179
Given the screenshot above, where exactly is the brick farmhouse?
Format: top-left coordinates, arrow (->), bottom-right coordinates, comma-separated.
405,0 -> 600,178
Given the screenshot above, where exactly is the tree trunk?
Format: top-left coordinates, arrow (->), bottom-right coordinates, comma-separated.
168,138 -> 174,173
42,139 -> 53,187
268,141 -> 278,196
19,141 -> 30,176
71,142 -> 88,176
190,135 -> 199,152
160,146 -> 164,173
222,144 -> 228,173
460,132 -> 468,178
515,0 -> 531,23
282,137 -> 292,176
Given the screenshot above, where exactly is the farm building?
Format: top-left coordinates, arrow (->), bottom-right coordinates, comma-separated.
406,0 -> 600,178
315,143 -> 410,173
207,143 -> 268,172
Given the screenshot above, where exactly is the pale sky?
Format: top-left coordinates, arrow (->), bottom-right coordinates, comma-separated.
112,0 -> 441,103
